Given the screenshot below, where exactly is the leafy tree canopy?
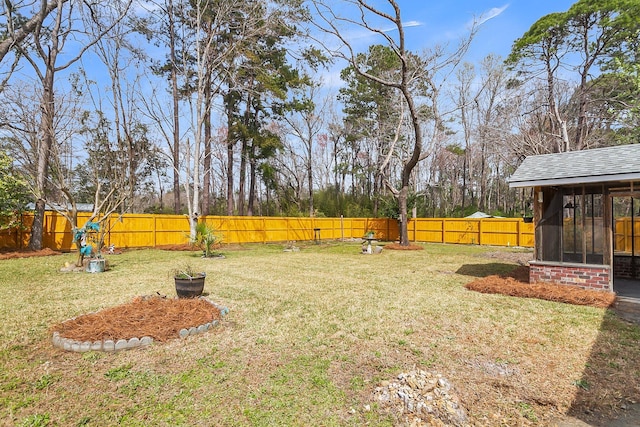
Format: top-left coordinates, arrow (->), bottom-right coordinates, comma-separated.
0,152 -> 30,229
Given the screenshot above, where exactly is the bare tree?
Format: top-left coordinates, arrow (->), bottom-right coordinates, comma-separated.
89,1 -> 154,212
143,0 -> 185,213
166,0 -> 183,214
311,0 -> 476,244
281,83 -> 328,217
13,0 -> 131,250
181,0 -> 272,237
271,132 -> 307,214
0,0 -> 68,64
473,55 -> 511,211
453,62 -> 475,213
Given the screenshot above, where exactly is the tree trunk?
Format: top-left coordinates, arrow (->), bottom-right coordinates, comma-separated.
29,199 -> 46,250
203,80 -> 212,216
479,141 -> 487,211
574,71 -> 589,151
398,185 -> 409,245
397,85 -> 422,246
226,100 -> 235,216
168,0 -> 181,214
307,138 -> 313,217
248,148 -> 256,216
545,57 -> 569,152
29,62 -> 55,250
238,137 -> 247,216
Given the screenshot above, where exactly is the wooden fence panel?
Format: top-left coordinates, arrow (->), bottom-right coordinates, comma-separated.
443,219 -> 480,245
44,212 -> 74,249
478,219 -> 533,247
364,218 -> 391,240
614,218 -> 640,254
0,228 -> 19,249
518,221 -> 535,248
348,218 -> 368,240
153,215 -> 189,246
410,219 -> 444,243
108,214 -> 157,248
261,217 -> 287,243
0,213 -> 535,251
226,216 -> 268,244
285,217 -> 313,241
309,218 -> 339,241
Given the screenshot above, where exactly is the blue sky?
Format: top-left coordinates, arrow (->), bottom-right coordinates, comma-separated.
318,0 -> 577,87
388,0 -> 575,57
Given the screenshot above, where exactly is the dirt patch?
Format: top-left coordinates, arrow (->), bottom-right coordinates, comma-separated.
156,243 -> 201,251
0,248 -> 62,260
481,249 -> 533,265
466,266 -> 616,308
50,296 -> 222,342
384,243 -> 424,250
158,243 -> 247,252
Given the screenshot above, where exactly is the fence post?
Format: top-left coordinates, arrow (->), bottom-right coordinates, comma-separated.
413,218 -> 416,242
286,217 -> 290,242
478,219 -> 482,246
19,213 -> 23,250
386,217 -> 389,241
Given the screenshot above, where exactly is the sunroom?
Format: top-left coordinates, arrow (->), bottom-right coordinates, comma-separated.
509,144 -> 640,297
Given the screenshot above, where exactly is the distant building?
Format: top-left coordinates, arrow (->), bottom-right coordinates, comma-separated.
26,202 -> 94,212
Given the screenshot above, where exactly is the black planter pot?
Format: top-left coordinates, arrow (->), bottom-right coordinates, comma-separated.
174,274 -> 206,298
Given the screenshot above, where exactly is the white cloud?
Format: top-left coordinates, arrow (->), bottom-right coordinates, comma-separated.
382,20 -> 424,33
402,20 -> 423,28
477,4 -> 509,25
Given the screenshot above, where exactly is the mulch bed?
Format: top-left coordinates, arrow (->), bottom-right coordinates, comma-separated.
465,266 -> 616,308
0,248 -> 62,260
50,296 -> 222,342
384,243 -> 424,250
156,243 -> 201,251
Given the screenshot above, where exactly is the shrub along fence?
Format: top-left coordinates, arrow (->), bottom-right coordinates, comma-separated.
0,212 -> 534,252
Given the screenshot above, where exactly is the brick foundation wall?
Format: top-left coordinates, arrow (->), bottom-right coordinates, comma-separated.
529,261 -> 612,292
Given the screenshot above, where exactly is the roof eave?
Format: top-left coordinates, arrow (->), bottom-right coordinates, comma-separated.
508,172 -> 640,188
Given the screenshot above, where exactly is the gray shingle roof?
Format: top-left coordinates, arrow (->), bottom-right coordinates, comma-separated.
508,144 -> 640,188
26,202 -> 95,212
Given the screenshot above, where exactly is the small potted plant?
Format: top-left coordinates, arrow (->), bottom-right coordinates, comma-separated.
172,264 -> 206,298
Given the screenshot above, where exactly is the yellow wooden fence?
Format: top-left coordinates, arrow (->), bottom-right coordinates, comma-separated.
614,217 -> 640,254
0,212 -> 534,251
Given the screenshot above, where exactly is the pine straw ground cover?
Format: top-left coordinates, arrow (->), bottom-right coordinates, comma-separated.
1,242 -> 639,426
50,297 -> 222,342
465,266 -> 616,309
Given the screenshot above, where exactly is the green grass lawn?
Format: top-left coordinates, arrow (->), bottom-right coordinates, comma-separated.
1,242 -> 638,426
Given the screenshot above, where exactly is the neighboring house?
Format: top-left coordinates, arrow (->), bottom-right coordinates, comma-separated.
26,202 -> 94,213
464,211 -> 504,219
509,144 -> 640,295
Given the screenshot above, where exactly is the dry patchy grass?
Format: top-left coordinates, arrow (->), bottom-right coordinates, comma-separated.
0,242 -> 639,426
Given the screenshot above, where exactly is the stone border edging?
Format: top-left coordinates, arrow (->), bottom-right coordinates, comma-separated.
52,298 -> 229,353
